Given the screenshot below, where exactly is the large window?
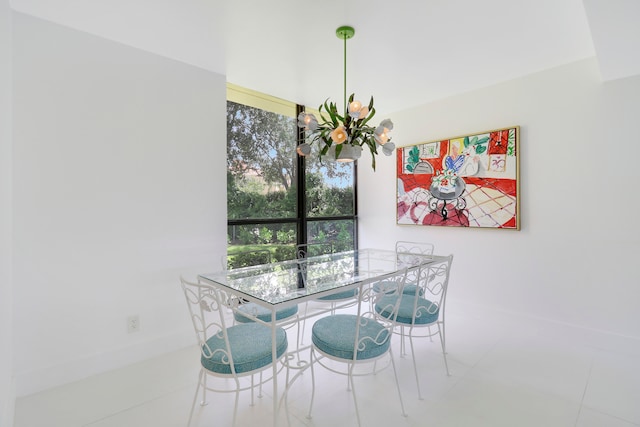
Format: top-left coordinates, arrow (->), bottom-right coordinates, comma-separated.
226,85 -> 356,267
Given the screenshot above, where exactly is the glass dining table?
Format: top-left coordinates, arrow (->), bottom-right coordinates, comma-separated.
197,248 -> 441,426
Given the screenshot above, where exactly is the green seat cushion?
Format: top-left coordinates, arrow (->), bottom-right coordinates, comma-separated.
234,303 -> 298,323
317,288 -> 358,301
201,323 -> 288,375
375,295 -> 439,325
402,284 -> 424,297
312,314 -> 390,360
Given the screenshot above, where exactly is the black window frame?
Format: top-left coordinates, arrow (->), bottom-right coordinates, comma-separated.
226,99 -> 358,257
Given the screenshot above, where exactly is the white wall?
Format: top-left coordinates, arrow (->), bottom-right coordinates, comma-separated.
11,0 -> 226,75
359,58 -> 640,339
12,13 -> 227,396
0,1 -> 15,424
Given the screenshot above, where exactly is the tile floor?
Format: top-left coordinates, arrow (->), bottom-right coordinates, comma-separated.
14,301 -> 640,427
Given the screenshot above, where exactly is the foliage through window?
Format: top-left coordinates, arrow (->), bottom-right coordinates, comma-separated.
226,86 -> 356,266
227,101 -> 297,220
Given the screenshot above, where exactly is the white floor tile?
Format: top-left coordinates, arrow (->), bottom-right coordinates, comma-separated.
469,333 -> 593,403
14,346 -> 199,427
582,350 -> 640,425
83,385 -> 194,427
428,375 -> 581,427
576,407 -> 640,427
12,307 -> 640,427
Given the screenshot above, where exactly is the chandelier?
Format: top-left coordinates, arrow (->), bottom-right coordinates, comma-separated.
296,26 -> 395,170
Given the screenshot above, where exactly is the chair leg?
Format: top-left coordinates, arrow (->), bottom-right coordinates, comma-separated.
408,333 -> 424,400
437,323 -> 451,376
283,357 -> 293,427
295,315 -> 302,362
348,364 -> 362,427
306,348 -> 317,420
200,372 -> 208,406
187,369 -> 204,427
389,348 -> 408,418
300,302 -> 308,345
232,389 -> 241,427
399,325 -> 409,357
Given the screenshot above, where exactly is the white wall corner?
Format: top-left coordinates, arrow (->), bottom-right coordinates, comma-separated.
0,0 -> 14,425
583,0 -> 640,81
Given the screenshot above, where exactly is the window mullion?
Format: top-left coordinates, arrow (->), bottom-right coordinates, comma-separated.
296,104 -> 307,249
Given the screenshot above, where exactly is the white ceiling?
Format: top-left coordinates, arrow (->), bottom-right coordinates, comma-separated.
10,0 -> 640,115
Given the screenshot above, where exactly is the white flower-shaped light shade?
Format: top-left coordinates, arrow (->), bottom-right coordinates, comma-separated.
297,112 -> 318,131
330,126 -> 348,144
381,142 -> 395,156
296,143 -> 311,156
375,131 -> 389,145
374,119 -> 393,145
348,100 -> 369,120
379,119 -> 394,130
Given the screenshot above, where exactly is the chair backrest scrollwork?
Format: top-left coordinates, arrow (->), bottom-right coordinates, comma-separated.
410,255 -> 453,324
180,277 -> 239,374
351,267 -> 408,362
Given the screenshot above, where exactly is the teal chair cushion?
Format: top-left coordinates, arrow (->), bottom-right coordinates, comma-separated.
234,303 -> 298,323
402,284 -> 424,297
201,323 -> 288,375
375,295 -> 439,325
317,288 -> 357,301
312,314 -> 390,360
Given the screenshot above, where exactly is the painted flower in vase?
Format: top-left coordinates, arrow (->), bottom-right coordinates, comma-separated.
431,169 -> 458,194
295,94 -> 395,170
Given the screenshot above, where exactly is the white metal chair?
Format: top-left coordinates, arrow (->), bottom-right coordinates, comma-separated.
225,250 -> 302,389
373,240 -> 434,320
296,242 -> 358,344
374,255 -> 454,399
179,277 -> 289,426
297,243 -> 359,308
224,249 -> 301,348
394,241 -> 435,296
371,241 -> 436,354
373,241 -> 435,296
306,267 -> 409,426
395,241 -> 435,256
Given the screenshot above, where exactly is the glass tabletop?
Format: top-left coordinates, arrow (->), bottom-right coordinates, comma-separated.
198,248 -> 438,306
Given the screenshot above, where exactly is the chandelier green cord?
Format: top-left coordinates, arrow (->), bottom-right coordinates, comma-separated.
336,26 -> 355,117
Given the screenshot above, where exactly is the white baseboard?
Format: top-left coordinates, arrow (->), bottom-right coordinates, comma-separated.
451,296 -> 640,343
0,376 -> 15,427
15,330 -> 194,397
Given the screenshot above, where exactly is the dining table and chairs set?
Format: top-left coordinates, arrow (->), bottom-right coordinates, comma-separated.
180,242 -> 454,426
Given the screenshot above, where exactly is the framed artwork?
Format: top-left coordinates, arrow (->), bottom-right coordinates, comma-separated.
396,126 -> 520,229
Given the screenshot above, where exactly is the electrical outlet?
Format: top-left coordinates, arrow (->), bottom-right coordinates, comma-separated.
127,315 -> 140,333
